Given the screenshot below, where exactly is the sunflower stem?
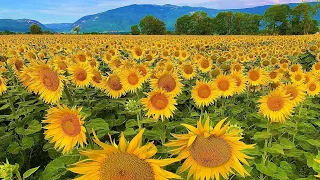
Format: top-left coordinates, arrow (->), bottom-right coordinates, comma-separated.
85,87 -> 91,106
260,120 -> 271,180
161,118 -> 167,145
137,113 -> 142,130
86,130 -> 94,149
64,81 -> 74,106
15,169 -> 22,180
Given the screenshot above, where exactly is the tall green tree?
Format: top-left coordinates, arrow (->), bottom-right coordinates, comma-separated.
131,25 -> 140,35
30,24 -> 42,34
175,15 -> 192,34
292,3 -> 319,35
264,4 -> 291,35
139,15 -> 166,35
73,26 -> 80,34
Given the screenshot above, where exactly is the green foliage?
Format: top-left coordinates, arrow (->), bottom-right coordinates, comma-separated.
73,26 -> 80,34
139,15 -> 166,35
130,25 -> 140,35
29,24 -> 42,34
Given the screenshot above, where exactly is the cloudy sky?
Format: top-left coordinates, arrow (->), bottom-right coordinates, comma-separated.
0,0 -> 314,24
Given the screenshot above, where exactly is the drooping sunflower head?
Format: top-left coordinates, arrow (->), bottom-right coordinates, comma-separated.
68,62 -> 93,88
150,70 -> 183,97
0,75 -> 7,95
91,68 -> 104,89
42,105 -> 87,154
103,72 -> 126,98
231,70 -> 248,94
68,129 -> 181,180
166,117 -> 254,180
192,80 -> 219,107
259,89 -> 295,123
214,74 -> 237,97
135,63 -> 151,82
7,57 -> 24,75
120,69 -> 143,93
281,83 -> 306,106
27,62 -> 65,104
141,89 -> 177,121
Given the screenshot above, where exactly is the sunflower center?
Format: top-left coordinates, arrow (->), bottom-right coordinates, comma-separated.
249,70 -> 260,81
295,75 -> 302,81
100,153 -> 154,180
40,68 -> 59,91
93,72 -> 102,83
146,55 -> 152,61
217,79 -> 230,91
190,136 -> 232,168
315,63 -> 320,70
201,59 -> 209,69
151,94 -> 168,110
128,73 -> 139,85
78,55 -> 86,62
309,84 -> 316,91
183,65 -> 193,74
267,96 -> 284,111
234,64 -> 241,71
233,76 -> 241,87
198,85 -> 211,98
269,72 -> 277,79
107,76 -> 123,91
158,75 -> 176,92
135,48 -> 142,57
75,69 -> 87,81
291,65 -> 298,72
15,60 -> 24,71
61,113 -> 81,137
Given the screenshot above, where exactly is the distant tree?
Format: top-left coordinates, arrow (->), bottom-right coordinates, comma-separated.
175,15 -> 192,34
189,12 -> 213,35
139,15 -> 166,35
43,30 -> 52,34
264,5 -> 291,35
73,26 -> 80,34
131,25 -> 140,35
30,24 -> 42,34
291,3 -> 319,34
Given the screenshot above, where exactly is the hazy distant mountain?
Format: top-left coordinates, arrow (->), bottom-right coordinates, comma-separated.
44,23 -> 73,33
70,2 -> 319,33
0,19 -> 49,33
0,2 -> 318,33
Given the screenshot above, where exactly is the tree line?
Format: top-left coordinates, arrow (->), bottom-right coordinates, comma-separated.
131,3 -> 319,35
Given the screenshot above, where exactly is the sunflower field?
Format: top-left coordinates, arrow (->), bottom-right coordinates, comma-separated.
0,35 -> 320,180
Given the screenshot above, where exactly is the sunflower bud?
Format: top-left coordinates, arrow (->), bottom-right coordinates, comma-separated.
125,99 -> 142,114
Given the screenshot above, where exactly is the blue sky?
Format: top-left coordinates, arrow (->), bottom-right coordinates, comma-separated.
0,0 -> 313,24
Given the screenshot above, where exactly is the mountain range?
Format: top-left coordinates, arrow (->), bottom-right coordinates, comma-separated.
0,2 -> 318,33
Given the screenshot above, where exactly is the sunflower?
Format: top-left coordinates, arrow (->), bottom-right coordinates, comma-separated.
281,83 -> 306,106
180,62 -> 197,80
268,70 -> 281,83
198,57 -> 212,73
305,80 -> 320,97
91,68 -> 104,89
0,75 -> 7,95
191,80 -> 219,107
132,46 -> 144,59
214,74 -> 236,97
259,89 -> 294,123
68,63 -> 93,88
150,70 -> 183,96
136,63 -> 151,82
231,71 -> 247,94
315,159 -> 320,178
120,69 -> 143,93
42,105 -> 87,154
247,68 -> 268,86
68,129 -> 181,180
166,117 -> 254,180
75,51 -> 87,63
290,71 -> 305,85
103,72 -> 126,98
7,57 -> 24,75
141,89 -> 176,121
27,62 -> 65,104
